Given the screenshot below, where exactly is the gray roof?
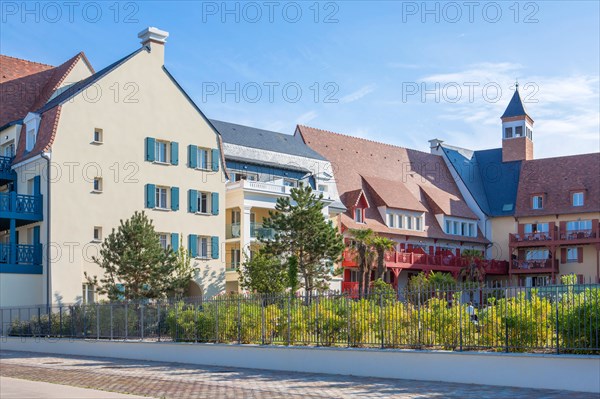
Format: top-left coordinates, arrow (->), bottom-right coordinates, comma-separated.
442,145 -> 521,217
211,119 -> 326,161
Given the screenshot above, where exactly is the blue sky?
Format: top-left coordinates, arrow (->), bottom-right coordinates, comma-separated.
2,1 -> 599,157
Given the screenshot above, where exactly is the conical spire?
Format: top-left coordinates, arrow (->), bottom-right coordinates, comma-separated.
501,84 -> 529,119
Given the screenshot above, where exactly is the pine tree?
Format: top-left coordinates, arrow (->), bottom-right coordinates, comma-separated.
260,185 -> 344,295
86,211 -> 192,301
237,249 -> 288,295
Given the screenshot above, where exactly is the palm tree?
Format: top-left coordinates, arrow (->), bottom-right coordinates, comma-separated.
371,236 -> 396,282
459,249 -> 485,302
348,228 -> 374,298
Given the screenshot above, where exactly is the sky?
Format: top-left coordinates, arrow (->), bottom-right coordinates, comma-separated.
1,1 -> 599,157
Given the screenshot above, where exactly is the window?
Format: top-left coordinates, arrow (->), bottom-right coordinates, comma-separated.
515,126 -> 523,137
572,192 -> 584,207
230,248 -> 241,268
445,220 -> 452,234
197,192 -> 209,214
567,220 -> 592,231
318,184 -> 328,192
230,170 -> 257,182
461,222 -> 467,236
453,221 -> 459,234
155,187 -> 168,209
397,214 -> 403,228
82,284 -> 96,304
283,179 -> 297,187
526,248 -> 549,260
197,148 -> 209,169
93,128 -> 103,143
93,177 -> 103,192
354,208 -> 363,223
158,233 -> 169,250
468,223 -> 475,237
155,141 -> 168,163
566,248 -> 578,262
93,227 -> 102,242
406,216 -> 412,230
198,236 -> 210,258
532,195 -> 543,209
387,213 -> 395,228
415,217 -> 421,231
3,142 -> 15,157
26,129 -> 36,151
524,223 -> 549,234
504,127 -> 512,139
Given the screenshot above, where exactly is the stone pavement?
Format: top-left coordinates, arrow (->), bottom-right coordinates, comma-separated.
0,350 -> 596,399
0,377 -> 148,398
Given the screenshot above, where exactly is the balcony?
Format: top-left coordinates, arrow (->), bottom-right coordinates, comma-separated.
0,243 -> 43,274
510,259 -> 559,274
510,220 -> 599,247
0,156 -> 15,184
251,223 -> 275,240
342,249 -> 509,275
226,223 -> 241,239
227,179 -> 332,200
0,192 -> 43,229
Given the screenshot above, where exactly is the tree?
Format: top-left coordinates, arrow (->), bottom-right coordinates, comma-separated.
237,249 -> 288,295
371,236 -> 396,282
260,185 -> 345,297
169,236 -> 196,299
459,249 -> 485,302
348,228 -> 375,298
86,211 -> 192,301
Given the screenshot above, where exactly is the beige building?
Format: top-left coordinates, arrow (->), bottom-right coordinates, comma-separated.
0,28 -> 227,306
211,120 -> 345,293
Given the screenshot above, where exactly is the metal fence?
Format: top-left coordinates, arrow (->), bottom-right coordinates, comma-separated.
1,282 -> 598,354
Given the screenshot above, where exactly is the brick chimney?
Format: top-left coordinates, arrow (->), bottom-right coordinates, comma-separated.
138,27 -> 169,65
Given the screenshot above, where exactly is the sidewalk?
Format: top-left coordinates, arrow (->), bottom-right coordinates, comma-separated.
0,377 -> 149,399
0,350 -> 596,399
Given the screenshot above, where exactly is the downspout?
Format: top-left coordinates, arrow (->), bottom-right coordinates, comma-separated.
41,152 -> 51,307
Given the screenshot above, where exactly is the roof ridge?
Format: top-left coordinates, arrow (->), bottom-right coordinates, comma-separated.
212,118 -> 294,136
0,54 -> 55,68
298,124 -> 436,157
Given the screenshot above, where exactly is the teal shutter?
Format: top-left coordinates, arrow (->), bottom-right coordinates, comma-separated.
188,234 -> 198,258
145,184 -> 155,208
211,149 -> 220,171
145,137 -> 155,162
33,226 -> 41,264
188,145 -> 198,168
211,236 -> 219,259
170,142 -> 179,165
188,189 -> 198,213
211,192 -> 219,215
33,176 -> 41,196
170,187 -> 179,211
171,233 -> 179,252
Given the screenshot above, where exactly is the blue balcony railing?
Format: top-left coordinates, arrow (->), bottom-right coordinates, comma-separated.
0,243 -> 43,274
0,192 -> 43,220
0,156 -> 15,182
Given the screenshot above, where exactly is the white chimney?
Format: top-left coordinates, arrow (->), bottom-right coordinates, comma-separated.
138,27 -> 169,64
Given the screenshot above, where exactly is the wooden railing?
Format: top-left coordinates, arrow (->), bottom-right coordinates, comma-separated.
511,259 -> 558,272
343,249 -> 508,274
511,220 -> 599,244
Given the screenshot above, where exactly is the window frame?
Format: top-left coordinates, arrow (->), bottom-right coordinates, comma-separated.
158,233 -> 169,250
154,140 -> 169,164
197,147 -> 210,170
572,192 -> 584,207
93,128 -> 103,144
93,177 -> 103,193
531,195 -> 544,210
198,236 -> 210,259
566,247 -> 578,262
155,186 -> 169,209
354,207 -> 364,223
197,191 -> 210,214
93,226 -> 102,242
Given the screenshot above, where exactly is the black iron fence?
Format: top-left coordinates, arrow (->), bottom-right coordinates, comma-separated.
1,282 -> 599,354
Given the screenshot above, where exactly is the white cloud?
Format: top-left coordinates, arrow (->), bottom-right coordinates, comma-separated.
340,84 -> 376,104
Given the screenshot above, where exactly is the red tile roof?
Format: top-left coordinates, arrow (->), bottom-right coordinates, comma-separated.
515,153 -> 600,217
297,125 -> 487,243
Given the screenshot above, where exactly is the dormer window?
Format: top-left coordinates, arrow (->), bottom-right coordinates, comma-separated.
572,192 -> 584,207
504,127 -> 513,138
532,195 -> 543,210
26,128 -> 36,151
354,208 -> 364,223
23,112 -> 41,153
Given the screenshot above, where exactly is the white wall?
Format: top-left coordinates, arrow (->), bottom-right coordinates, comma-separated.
1,338 -> 598,393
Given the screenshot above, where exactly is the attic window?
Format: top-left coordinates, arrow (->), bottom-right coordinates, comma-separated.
26,128 -> 36,152
502,204 -> 514,212
572,192 -> 584,207
532,195 -> 543,210
354,208 -> 364,223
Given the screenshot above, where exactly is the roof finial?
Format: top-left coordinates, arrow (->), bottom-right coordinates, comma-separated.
515,78 -> 519,89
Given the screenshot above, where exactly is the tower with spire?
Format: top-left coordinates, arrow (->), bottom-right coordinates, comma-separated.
501,83 -> 534,162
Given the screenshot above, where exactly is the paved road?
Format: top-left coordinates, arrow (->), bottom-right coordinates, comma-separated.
0,377 -> 148,398
0,350 -> 596,399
